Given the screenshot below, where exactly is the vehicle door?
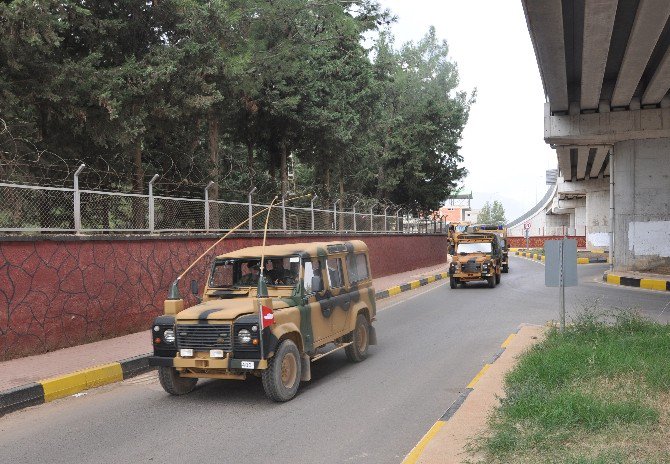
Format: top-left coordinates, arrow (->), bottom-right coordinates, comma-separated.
301,257 -> 331,345
325,256 -> 351,334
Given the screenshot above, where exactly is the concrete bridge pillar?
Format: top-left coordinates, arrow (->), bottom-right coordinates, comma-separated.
613,138 -> 670,271
584,179 -> 610,250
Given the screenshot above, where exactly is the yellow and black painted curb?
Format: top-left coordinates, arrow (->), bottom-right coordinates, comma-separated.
0,273 -> 447,417
375,272 -> 449,300
514,250 -> 608,264
0,353 -> 151,417
401,328 -> 521,464
603,272 -> 670,292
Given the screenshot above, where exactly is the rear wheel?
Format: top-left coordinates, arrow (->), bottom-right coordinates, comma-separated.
158,367 -> 198,396
487,276 -> 495,288
502,264 -> 509,273
345,314 -> 370,362
449,277 -> 457,289
262,339 -> 302,402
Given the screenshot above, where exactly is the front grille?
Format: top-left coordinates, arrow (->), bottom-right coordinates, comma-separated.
463,262 -> 480,273
176,324 -> 232,352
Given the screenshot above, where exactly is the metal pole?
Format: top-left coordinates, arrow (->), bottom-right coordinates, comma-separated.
204,181 -> 214,232
559,238 -> 565,332
370,206 -> 374,231
311,195 -> 318,232
148,174 -> 159,233
384,206 -> 390,232
352,200 -> 360,232
397,209 -> 403,233
73,164 -> 85,234
282,195 -> 287,231
609,148 -> 615,272
248,187 -> 256,232
333,200 -> 340,232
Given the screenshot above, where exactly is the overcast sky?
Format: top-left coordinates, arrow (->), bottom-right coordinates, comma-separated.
376,0 -> 556,221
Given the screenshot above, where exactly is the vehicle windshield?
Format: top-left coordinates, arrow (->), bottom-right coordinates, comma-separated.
209,256 -> 300,288
457,242 -> 492,254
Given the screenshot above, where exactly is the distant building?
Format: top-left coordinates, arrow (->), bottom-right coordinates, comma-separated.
464,209 -> 480,222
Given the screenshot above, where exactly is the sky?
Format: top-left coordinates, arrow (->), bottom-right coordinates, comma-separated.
376,0 -> 557,221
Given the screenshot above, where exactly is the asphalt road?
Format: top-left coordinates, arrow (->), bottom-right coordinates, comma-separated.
1,257 -> 668,464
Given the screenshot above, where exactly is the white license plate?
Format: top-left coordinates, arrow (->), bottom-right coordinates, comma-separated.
240,361 -> 255,369
180,349 -> 193,357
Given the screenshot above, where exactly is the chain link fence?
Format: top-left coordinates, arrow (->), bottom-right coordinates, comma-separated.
0,181 -> 448,235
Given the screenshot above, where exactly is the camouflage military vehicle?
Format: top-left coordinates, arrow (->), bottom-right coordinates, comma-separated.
465,224 -> 510,273
149,240 -> 377,402
448,233 -> 502,288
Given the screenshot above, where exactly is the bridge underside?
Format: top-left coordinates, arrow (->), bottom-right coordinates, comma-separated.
523,0 -> 670,271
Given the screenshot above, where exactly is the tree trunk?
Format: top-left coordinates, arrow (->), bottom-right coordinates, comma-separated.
208,113 -> 220,229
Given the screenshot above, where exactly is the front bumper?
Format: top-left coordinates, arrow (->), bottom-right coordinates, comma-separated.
149,355 -> 268,370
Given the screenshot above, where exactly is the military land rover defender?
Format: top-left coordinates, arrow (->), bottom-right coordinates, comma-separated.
448,233 -> 503,288
149,240 -> 377,402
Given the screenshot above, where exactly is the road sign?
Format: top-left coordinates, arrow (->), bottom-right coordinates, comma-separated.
523,222 -> 532,230
545,239 -> 578,331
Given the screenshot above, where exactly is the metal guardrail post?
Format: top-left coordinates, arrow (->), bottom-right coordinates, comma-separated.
148,174 -> 159,233
248,187 -> 256,232
73,164 -> 85,234
204,181 -> 214,232
311,195 -> 318,232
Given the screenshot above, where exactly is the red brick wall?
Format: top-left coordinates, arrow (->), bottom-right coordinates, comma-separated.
0,234 -> 447,359
508,236 -> 586,248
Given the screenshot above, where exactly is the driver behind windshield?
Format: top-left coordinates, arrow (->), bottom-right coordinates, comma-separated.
238,261 -> 262,286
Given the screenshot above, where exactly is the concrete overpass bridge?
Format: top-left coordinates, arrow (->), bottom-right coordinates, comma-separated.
523,0 -> 670,272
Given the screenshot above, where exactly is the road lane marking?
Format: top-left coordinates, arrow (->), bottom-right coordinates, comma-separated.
501,333 -> 516,348
378,282 -> 447,312
402,420 -> 446,464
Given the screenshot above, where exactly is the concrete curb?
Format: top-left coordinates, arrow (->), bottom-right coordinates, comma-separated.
603,272 -> 670,292
514,250 -> 608,264
0,273 -> 448,417
0,354 -> 152,417
401,326 -> 523,464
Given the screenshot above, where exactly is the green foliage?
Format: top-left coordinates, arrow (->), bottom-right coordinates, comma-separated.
0,1 -> 471,210
478,307 -> 670,463
477,200 -> 505,224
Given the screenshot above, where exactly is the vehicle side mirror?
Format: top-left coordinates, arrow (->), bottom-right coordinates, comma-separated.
190,279 -> 199,296
448,246 -> 455,255
311,275 -> 323,293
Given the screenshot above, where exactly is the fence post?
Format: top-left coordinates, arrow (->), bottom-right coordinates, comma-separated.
370,206 -> 374,231
352,200 -> 360,232
311,195 -> 318,232
204,181 -> 214,232
73,164 -> 85,234
282,195 -> 287,231
248,187 -> 256,232
333,200 -> 340,231
384,206 -> 390,232
396,208 -> 403,233
148,174 -> 159,233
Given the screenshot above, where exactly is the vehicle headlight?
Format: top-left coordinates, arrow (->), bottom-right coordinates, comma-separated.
163,329 -> 175,344
238,329 -> 251,344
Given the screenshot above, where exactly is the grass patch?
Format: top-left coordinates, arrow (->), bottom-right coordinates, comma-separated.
473,307 -> 670,463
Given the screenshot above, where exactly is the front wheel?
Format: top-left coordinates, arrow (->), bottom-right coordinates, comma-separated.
450,277 -> 457,289
502,264 -> 509,273
495,272 -> 501,284
158,366 -> 198,395
262,339 -> 302,402
345,314 -> 370,362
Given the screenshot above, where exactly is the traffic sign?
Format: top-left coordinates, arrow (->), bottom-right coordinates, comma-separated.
523,222 -> 532,230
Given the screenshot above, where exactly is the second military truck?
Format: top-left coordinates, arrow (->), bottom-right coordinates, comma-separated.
448,232 -> 503,288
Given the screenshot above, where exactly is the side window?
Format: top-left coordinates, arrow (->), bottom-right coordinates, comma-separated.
326,258 -> 344,288
303,259 -> 324,294
347,253 -> 369,284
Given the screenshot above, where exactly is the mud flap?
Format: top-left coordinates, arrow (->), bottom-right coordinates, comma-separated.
369,325 -> 377,345
300,353 -> 311,381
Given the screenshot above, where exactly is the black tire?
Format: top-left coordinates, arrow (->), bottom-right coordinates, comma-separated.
262,339 -> 302,402
450,277 -> 457,289
459,281 -> 467,288
495,272 -> 501,284
502,264 -> 509,273
158,366 -> 198,396
487,276 -> 495,288
345,314 -> 370,362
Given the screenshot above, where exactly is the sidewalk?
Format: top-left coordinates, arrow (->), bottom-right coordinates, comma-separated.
604,269 -> 670,292
0,261 -> 448,412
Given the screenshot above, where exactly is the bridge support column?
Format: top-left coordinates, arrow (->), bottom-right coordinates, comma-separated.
613,138 -> 670,271
584,179 -> 610,250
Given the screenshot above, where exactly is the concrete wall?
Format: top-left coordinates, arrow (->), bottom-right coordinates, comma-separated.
0,234 -> 448,360
613,139 -> 670,271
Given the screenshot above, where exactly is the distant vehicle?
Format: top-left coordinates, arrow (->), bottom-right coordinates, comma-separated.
466,224 -> 509,273
448,232 -> 503,288
150,240 -> 377,402
447,221 -> 471,254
